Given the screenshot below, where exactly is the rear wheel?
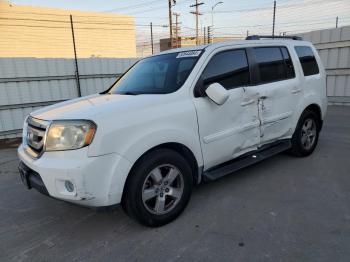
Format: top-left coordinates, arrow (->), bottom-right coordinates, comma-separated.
122,149 -> 193,227
290,110 -> 320,157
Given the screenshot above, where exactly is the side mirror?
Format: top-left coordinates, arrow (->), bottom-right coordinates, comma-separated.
205,83 -> 230,105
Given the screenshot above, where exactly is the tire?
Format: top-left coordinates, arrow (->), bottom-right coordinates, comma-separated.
122,148 -> 193,227
289,109 -> 320,157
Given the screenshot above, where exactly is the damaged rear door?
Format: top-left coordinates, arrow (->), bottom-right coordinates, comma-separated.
250,46 -> 299,144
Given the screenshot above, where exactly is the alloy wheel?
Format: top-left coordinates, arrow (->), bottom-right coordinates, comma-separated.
301,118 -> 317,150
142,164 -> 184,215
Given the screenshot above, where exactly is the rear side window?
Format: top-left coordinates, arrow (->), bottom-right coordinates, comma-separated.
281,47 -> 295,78
253,47 -> 288,84
202,49 -> 250,90
295,46 -> 319,76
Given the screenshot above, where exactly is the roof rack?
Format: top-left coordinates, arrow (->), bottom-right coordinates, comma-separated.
246,35 -> 303,41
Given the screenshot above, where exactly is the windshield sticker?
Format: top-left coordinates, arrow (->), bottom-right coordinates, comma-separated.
176,50 -> 202,58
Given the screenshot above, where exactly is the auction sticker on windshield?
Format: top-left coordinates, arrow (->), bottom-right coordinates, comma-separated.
176,50 -> 202,58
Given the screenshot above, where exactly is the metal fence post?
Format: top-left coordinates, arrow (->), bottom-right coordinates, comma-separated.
150,22 -> 154,54
70,14 -> 82,97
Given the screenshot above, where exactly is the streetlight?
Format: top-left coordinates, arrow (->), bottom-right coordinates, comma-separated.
211,1 -> 223,28
211,1 -> 223,43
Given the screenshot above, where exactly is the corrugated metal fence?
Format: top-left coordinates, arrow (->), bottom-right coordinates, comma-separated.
0,57 -> 138,139
299,25 -> 350,105
1,26 -> 350,140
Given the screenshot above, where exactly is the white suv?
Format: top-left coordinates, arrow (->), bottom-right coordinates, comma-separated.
18,36 -> 327,226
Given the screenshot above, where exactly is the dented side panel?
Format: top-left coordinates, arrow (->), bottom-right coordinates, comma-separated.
256,76 -> 302,144
194,86 -> 260,170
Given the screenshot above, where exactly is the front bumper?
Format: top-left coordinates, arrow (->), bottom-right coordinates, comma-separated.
17,144 -> 132,207
19,161 -> 49,196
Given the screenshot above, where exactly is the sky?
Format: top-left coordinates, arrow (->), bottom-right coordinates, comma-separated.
10,0 -> 350,45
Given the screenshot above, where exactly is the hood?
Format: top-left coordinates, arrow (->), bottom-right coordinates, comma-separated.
31,94 -> 161,121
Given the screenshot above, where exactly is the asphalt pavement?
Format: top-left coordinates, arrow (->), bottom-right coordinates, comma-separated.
0,105 -> 349,262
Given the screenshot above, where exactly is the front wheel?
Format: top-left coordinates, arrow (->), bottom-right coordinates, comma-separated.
289,110 -> 320,157
122,149 -> 193,227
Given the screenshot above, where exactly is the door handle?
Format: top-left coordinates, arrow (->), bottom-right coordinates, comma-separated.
292,89 -> 302,94
240,99 -> 255,106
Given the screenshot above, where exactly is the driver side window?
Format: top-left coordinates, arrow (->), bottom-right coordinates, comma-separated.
202,49 -> 251,90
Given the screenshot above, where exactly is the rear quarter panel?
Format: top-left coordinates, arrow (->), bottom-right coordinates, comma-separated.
288,42 -> 327,134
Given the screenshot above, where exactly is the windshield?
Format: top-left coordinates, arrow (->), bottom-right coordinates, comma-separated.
109,51 -> 202,95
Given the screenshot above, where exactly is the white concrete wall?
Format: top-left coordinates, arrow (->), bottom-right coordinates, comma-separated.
299,26 -> 350,105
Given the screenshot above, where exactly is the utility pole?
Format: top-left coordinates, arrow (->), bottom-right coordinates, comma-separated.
150,22 -> 154,54
173,12 -> 180,48
207,26 -> 212,44
168,0 -> 174,48
246,30 -> 249,37
70,14 -> 81,97
272,0 -> 276,38
190,0 -> 204,45
204,26 -> 206,44
336,16 -> 339,28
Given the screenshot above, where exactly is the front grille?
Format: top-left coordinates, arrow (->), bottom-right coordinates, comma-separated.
24,116 -> 50,158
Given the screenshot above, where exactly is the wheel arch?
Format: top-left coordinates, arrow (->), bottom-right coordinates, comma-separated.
289,103 -> 323,157
303,103 -> 323,129
121,142 -> 201,205
291,97 -> 324,132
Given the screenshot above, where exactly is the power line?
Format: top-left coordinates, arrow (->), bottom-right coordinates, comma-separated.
214,16 -> 350,29
0,17 -> 168,27
0,10 -> 126,20
0,23 -> 136,31
126,4 -> 170,15
206,0 -> 339,14
103,0 -> 164,12
0,10 -> 162,20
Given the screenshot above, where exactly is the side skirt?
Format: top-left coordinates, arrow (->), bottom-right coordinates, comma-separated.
202,139 -> 291,182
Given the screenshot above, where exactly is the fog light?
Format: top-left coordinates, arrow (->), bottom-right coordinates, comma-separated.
65,180 -> 74,192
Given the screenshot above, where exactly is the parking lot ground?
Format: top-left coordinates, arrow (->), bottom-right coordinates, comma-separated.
1,105 -> 350,262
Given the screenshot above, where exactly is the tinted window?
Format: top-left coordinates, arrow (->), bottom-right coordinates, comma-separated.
295,46 -> 319,76
202,49 -> 250,89
254,47 -> 286,84
281,47 -> 295,78
177,59 -> 194,86
109,51 -> 201,95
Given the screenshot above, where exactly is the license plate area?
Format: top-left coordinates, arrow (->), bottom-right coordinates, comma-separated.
19,162 -> 32,189
18,161 -> 49,196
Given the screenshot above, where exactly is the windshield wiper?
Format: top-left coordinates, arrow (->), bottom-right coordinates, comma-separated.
120,91 -> 139,95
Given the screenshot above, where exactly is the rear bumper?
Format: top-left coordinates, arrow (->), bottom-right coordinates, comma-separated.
17,144 -> 132,207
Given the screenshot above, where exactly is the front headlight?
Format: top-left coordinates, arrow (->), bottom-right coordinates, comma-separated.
45,120 -> 96,151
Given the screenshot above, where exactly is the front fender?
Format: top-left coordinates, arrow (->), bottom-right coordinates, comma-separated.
120,128 -> 203,168
86,96 -> 203,203
105,128 -> 203,205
